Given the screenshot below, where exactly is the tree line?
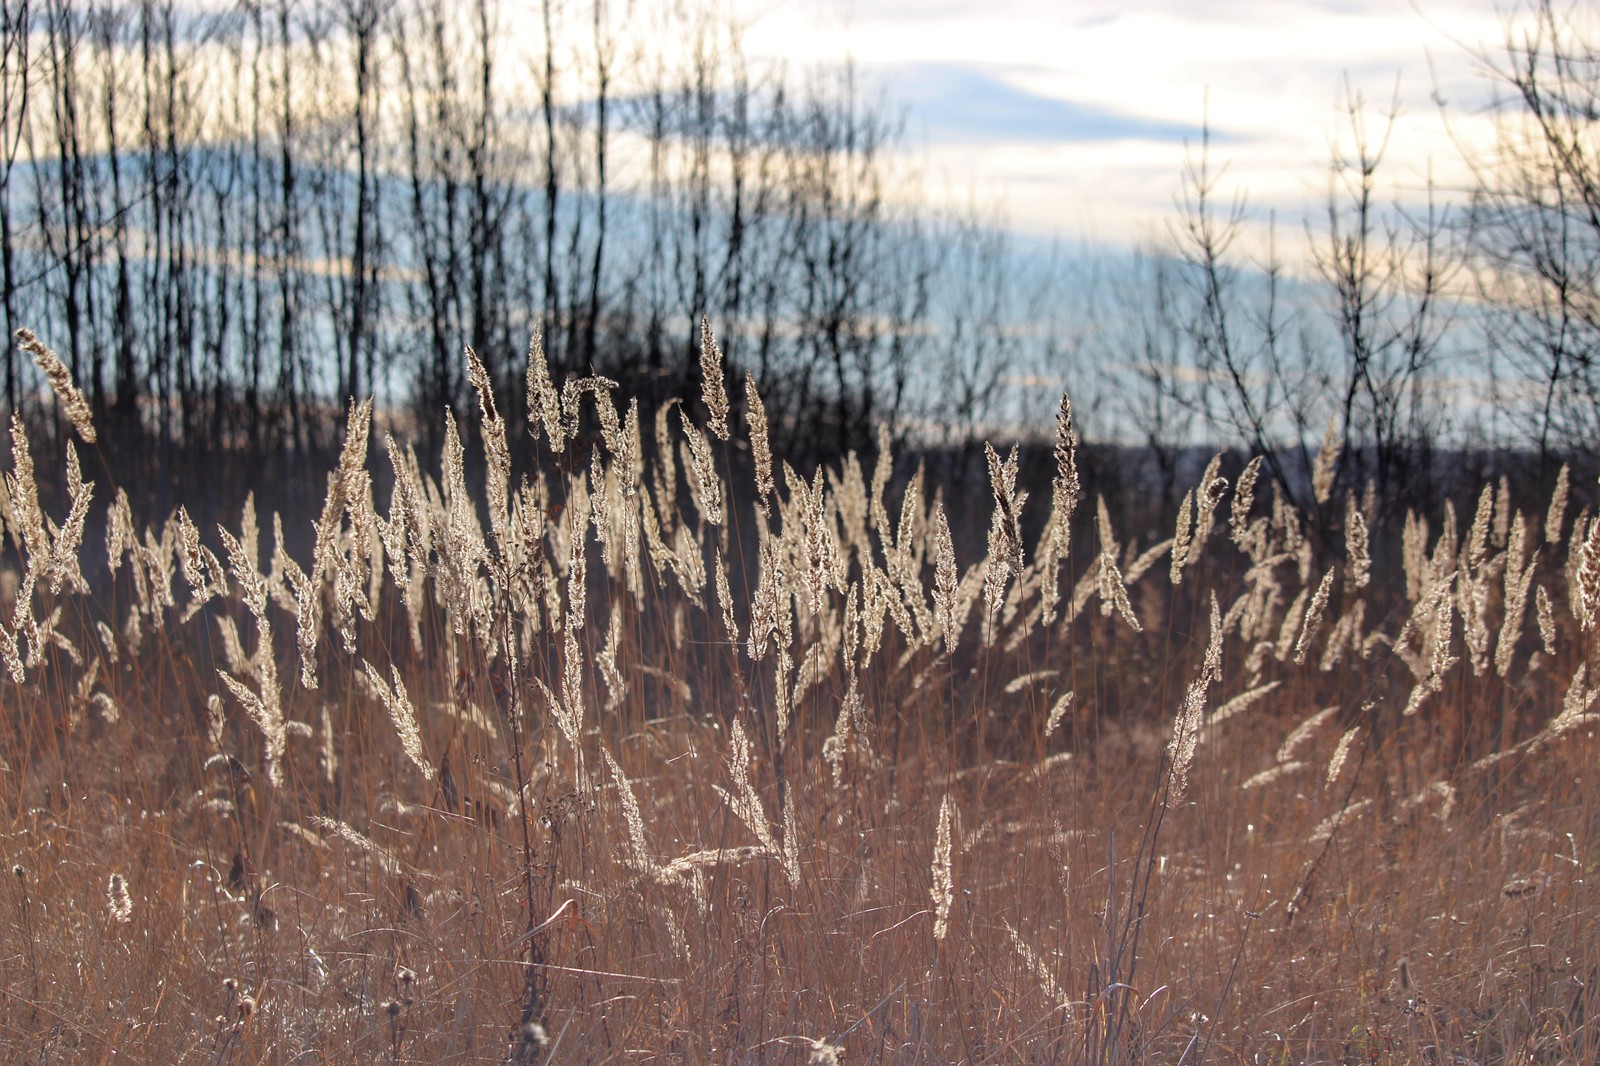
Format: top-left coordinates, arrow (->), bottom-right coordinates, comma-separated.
3,0 -> 1599,524
0,0 -> 1049,484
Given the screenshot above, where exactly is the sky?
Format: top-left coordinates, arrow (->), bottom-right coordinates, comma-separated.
729,0 -> 1528,251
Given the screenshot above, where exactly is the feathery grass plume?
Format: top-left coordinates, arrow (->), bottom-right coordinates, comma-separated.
1402,509 -> 1428,602
833,454 -> 870,560
465,345 -> 513,551
295,400 -> 370,686
652,399 -> 679,525
1004,669 -> 1058,694
1577,514 -> 1600,630
983,443 -> 1028,615
46,471 -> 93,596
1044,691 -> 1075,737
1467,483 -> 1494,570
890,462 -> 925,588
1124,537 -> 1174,586
601,746 -> 651,872
796,466 -> 838,616
6,416 -> 45,562
868,422 -> 893,537
714,718 -> 782,861
1277,705 -> 1340,763
1547,462 -> 1570,544
558,625 -> 586,764
1274,583 -> 1309,662
679,410 -> 722,526
1318,600 -> 1366,671
1051,392 -> 1082,521
823,672 -> 873,785
1231,455 -> 1263,545
1493,475 -> 1512,548
205,693 -> 226,751
1536,662 -> 1600,749
106,488 -> 135,575
1537,584 -> 1556,654
361,661 -> 432,781
715,552 -> 738,644
931,794 -> 955,940
1496,551 -> 1537,677
525,327 -> 564,452
744,372 -> 774,509
1170,490 -> 1195,585
598,609 -> 627,712
1193,453 -> 1229,545
1166,592 -> 1222,805
746,534 -> 783,659
1040,391 -> 1081,613
1312,418 -> 1339,504
566,491 -> 590,630
106,872 -> 132,924
173,507 -> 219,611
1207,680 -> 1281,729
218,526 -> 287,787
698,317 -> 731,440
308,817 -> 402,875
1294,568 -> 1336,664
1403,576 -> 1457,716
1095,513 -> 1143,634
1327,726 -> 1361,785
1243,761 -> 1306,789
932,500 -> 959,645
1345,500 -> 1370,592
1308,799 -> 1373,844
1003,920 -> 1070,1008
16,329 -> 95,443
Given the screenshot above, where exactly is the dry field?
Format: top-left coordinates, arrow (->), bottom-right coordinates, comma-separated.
0,325 -> 1596,1063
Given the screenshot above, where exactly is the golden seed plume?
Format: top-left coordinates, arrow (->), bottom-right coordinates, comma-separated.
699,317 -> 730,440
16,328 -> 95,443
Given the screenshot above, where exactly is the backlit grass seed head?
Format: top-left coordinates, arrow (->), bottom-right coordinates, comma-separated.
1167,593 -> 1221,805
1327,725 -> 1361,785
698,317 -> 730,440
1345,502 -> 1370,591
983,443 -> 1027,615
1171,490 -> 1194,585
1194,453 -> 1228,545
1468,483 -> 1494,570
1044,691 -> 1075,737
1312,418 -> 1338,504
1537,584 -> 1556,654
932,501 -> 960,645
680,411 -> 722,526
931,794 -> 955,940
1051,392 -> 1081,525
1294,568 -> 1335,665
1548,463 -> 1570,543
362,661 -> 432,781
1577,514 -> 1600,630
107,872 -> 132,923
745,373 -> 774,507
602,746 -> 651,872
1231,455 -> 1263,545
525,327 -> 563,452
16,328 -> 95,443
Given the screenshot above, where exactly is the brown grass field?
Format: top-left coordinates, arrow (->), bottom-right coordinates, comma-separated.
0,327 -> 1596,1063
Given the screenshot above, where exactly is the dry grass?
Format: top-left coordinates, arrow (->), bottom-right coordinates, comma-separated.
0,324 -> 1597,1063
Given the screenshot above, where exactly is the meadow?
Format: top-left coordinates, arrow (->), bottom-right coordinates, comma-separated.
0,323 -> 1595,1064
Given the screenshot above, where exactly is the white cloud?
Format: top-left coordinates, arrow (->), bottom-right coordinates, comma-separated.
732,0 -> 1532,248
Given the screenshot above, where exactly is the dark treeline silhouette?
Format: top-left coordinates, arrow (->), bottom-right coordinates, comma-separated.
5,0 -> 1600,537
0,0 -> 1051,517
